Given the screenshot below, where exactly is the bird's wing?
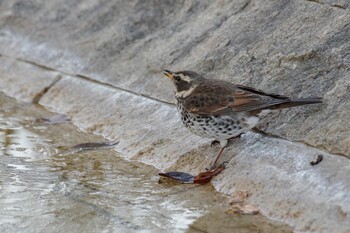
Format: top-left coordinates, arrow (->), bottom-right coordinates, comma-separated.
181,80 -> 290,115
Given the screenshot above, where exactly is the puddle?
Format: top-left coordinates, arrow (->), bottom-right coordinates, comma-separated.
0,92 -> 293,233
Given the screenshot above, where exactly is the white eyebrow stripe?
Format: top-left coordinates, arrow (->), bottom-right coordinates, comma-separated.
175,85 -> 197,98
178,74 -> 192,82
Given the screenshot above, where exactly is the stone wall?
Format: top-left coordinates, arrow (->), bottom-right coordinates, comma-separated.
0,0 -> 349,232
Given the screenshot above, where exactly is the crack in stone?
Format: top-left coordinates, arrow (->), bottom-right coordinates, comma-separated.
75,73 -> 175,107
32,74 -> 62,104
305,0 -> 348,10
1,53 -> 175,107
302,141 -> 349,159
240,0 -> 252,12
251,127 -> 349,159
0,53 -> 344,159
16,57 -> 58,73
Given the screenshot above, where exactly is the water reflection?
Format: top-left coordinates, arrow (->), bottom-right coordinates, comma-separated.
0,95 -> 293,233
1,128 -> 40,158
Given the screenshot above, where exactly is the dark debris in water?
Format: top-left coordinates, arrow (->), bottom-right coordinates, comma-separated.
36,114 -> 70,124
56,141 -> 119,155
71,141 -> 119,151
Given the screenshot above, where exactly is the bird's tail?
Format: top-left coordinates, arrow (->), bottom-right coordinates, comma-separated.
270,97 -> 323,110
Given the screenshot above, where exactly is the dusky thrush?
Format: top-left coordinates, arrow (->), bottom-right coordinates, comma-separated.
163,70 -> 322,170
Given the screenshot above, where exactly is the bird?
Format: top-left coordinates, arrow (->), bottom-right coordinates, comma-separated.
163,70 -> 322,170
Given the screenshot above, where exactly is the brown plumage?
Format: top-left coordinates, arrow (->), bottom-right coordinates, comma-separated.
163,70 -> 322,169
177,78 -> 321,115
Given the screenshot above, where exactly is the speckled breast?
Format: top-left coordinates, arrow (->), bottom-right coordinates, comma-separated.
175,101 -> 248,140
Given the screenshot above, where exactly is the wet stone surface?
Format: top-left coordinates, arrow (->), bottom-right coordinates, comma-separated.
0,1 -> 349,231
0,91 -> 292,232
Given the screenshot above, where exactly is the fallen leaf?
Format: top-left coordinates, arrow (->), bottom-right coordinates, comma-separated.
194,163 -> 226,184
158,172 -> 194,183
227,204 -> 259,215
229,191 -> 249,204
158,162 -> 227,185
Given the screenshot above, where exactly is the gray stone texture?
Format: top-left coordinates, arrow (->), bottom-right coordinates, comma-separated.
0,0 -> 349,232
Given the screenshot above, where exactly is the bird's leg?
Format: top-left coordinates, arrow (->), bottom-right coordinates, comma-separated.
207,135 -> 242,170
208,147 -> 226,170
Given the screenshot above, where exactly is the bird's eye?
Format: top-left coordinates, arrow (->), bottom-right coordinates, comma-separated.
174,76 -> 181,81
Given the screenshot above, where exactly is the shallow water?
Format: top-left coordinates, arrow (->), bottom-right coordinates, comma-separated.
0,92 -> 292,233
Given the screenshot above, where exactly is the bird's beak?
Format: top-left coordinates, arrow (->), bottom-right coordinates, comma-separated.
163,70 -> 173,79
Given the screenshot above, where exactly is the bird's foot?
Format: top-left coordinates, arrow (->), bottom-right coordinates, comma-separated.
194,162 -> 227,184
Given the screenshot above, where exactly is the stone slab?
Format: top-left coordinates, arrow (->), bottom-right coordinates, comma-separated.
36,71 -> 350,233
0,56 -> 59,102
0,0 -> 349,156
0,0 -> 350,232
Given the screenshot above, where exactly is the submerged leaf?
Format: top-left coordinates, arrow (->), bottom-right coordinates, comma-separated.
36,114 -> 70,124
158,172 -> 194,183
71,141 -> 119,150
